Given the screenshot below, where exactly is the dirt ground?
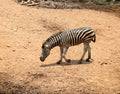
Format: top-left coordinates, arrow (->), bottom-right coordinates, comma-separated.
0,0 -> 120,94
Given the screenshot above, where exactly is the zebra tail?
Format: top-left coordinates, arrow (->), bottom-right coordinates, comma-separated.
92,34 -> 96,42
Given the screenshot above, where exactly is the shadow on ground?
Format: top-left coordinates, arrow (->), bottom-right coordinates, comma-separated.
40,60 -> 92,67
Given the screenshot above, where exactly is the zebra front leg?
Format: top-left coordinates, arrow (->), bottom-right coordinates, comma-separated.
56,53 -> 62,65
56,47 -> 64,64
62,47 -> 71,63
57,47 -> 70,64
79,43 -> 89,64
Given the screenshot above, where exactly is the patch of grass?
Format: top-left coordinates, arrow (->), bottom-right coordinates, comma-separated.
91,0 -> 116,5
115,3 -> 120,6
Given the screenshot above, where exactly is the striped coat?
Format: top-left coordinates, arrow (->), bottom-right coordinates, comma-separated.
40,27 -> 96,64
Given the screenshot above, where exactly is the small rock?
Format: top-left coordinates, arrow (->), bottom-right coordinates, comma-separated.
23,46 -> 27,49
12,50 -> 16,52
28,72 -> 31,74
100,62 -> 108,66
21,57 -> 25,60
7,45 -> 11,48
13,28 -> 17,31
28,41 -> 31,43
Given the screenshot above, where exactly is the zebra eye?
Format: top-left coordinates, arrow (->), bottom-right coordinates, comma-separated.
42,45 -> 45,48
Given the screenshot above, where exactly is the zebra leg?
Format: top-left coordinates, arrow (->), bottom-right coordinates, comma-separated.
79,43 -> 89,64
56,47 -> 65,64
57,47 -> 70,64
62,47 -> 71,63
56,48 -> 62,64
86,44 -> 92,62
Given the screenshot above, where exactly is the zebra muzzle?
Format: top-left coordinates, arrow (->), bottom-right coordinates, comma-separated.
40,57 -> 45,62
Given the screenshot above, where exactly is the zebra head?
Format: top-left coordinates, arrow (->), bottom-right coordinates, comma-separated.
40,44 -> 50,62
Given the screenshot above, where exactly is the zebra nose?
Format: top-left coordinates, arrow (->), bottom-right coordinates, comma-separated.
40,57 -> 44,62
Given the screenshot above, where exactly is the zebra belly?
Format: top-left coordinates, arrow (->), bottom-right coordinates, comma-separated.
62,39 -> 82,47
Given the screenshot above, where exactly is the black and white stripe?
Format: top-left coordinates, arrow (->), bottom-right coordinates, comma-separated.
40,27 -> 96,64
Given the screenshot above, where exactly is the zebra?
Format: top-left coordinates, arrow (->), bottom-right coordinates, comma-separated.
40,27 -> 96,64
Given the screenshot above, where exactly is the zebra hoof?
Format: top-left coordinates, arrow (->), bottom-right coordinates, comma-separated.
78,60 -> 82,64
86,58 -> 92,62
66,59 -> 71,63
56,60 -> 61,64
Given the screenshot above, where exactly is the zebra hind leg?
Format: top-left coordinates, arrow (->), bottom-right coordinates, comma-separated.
86,44 -> 92,62
78,43 -> 89,64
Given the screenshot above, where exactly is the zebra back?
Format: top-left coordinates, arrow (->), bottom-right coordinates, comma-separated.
61,27 -> 95,46
42,27 -> 96,49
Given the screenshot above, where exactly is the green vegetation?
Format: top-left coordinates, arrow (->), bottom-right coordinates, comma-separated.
91,0 -> 120,5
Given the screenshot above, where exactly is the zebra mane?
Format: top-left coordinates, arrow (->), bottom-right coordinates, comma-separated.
42,32 -> 62,48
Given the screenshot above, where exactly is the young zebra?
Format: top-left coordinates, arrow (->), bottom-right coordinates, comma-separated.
40,27 -> 96,64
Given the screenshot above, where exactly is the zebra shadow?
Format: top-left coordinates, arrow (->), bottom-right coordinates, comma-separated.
40,60 -> 92,67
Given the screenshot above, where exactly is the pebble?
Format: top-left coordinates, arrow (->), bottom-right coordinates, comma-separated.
12,50 -> 16,52
28,41 -> 31,43
13,28 -> 17,31
7,45 -> 11,48
23,46 -> 27,49
21,57 -> 25,60
100,62 -> 108,66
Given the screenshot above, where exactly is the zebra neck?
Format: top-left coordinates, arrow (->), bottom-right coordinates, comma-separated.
45,32 -> 62,50
48,41 -> 59,50
46,38 -> 60,50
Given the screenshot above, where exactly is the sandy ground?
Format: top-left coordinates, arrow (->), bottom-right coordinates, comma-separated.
0,0 -> 120,94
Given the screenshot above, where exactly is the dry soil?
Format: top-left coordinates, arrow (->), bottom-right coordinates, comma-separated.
0,0 -> 120,94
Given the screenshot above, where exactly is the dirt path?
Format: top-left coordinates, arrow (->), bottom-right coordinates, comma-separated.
0,0 -> 120,93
